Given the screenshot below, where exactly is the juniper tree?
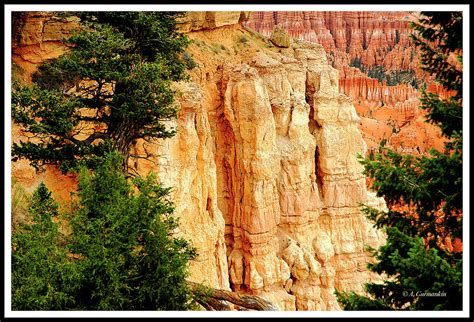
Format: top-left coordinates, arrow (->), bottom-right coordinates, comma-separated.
12,12 -> 190,173
336,11 -> 463,311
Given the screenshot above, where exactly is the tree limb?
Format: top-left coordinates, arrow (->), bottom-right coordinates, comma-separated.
188,282 -> 278,311
66,131 -> 107,145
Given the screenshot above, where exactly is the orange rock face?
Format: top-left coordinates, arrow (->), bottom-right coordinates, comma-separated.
244,11 -> 445,154
145,25 -> 387,311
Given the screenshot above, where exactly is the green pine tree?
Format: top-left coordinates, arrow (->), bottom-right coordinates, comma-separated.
12,154 -> 198,310
12,12 -> 190,173
12,182 -> 81,310
336,11 -> 463,311
68,153 -> 197,310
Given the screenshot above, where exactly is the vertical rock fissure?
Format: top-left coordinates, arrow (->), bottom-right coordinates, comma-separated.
314,146 -> 324,200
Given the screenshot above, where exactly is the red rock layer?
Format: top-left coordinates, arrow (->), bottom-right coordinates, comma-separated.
245,11 -> 420,72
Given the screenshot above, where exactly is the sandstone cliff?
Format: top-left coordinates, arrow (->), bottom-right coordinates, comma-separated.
11,12 -> 386,310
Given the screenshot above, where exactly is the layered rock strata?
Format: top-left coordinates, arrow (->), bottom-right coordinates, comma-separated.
11,12 -> 386,310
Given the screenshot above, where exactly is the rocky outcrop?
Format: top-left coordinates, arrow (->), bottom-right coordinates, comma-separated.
149,28 -> 386,311
339,66 -> 419,109
11,12 -> 386,310
270,25 -> 291,47
12,12 -> 79,83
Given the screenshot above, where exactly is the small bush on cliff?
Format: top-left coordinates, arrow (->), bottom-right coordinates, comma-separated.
183,52 -> 198,69
349,57 -> 366,73
11,153 -> 198,310
238,35 -> 249,44
11,178 -> 31,232
336,11 -> 463,311
12,12 -> 190,173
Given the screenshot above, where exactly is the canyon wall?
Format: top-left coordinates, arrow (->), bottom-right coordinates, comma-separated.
244,11 -> 445,153
244,11 -> 420,73
11,12 -> 386,310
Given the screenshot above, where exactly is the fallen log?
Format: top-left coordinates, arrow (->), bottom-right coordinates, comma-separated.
188,281 -> 278,311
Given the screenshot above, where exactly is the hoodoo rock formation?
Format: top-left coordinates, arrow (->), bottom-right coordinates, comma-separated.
244,11 -> 420,72
244,11 -> 445,154
11,12 -> 387,310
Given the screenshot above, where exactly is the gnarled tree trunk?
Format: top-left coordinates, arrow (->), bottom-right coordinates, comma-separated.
188,282 -> 278,311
